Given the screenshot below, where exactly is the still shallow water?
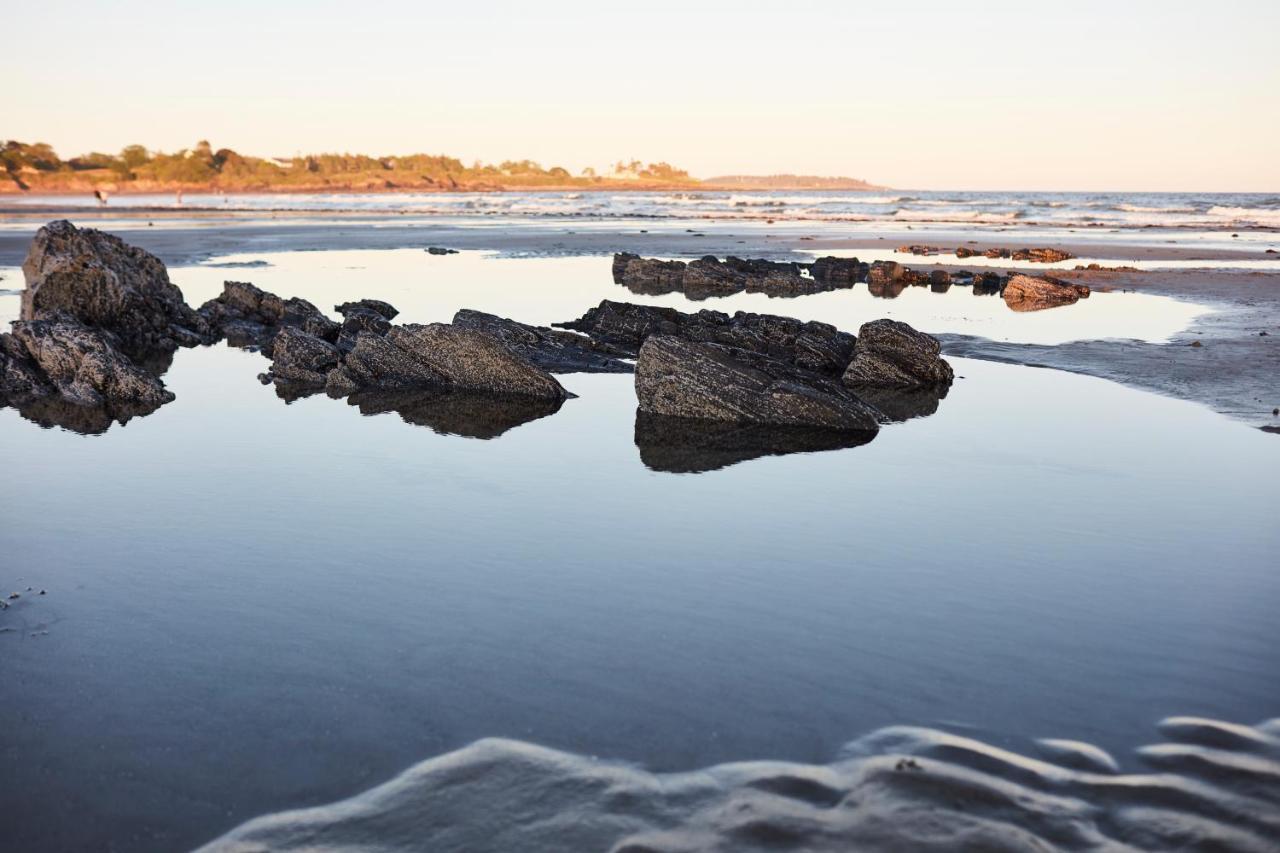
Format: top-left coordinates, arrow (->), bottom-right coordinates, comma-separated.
0,251 -> 1276,851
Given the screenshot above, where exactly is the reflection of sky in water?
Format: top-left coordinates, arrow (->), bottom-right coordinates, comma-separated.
0,249 -> 1203,346
0,249 -> 1274,852
1,343 -> 1277,851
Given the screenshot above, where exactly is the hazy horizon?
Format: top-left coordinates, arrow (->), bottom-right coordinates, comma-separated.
5,0 -> 1278,192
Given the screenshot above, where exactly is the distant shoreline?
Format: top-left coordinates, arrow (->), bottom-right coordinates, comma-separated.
0,182 -> 890,197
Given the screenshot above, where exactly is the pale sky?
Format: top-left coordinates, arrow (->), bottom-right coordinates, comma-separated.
5,0 -> 1278,191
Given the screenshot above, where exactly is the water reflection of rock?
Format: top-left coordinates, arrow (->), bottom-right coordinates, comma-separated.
635,410 -> 877,473
853,383 -> 949,423
345,389 -> 564,439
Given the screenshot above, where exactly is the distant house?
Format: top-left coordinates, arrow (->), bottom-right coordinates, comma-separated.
268,157 -> 295,169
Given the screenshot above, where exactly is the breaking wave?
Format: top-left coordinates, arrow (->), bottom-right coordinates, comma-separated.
199,716 -> 1280,852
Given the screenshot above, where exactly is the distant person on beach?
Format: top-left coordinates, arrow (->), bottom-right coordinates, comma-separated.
176,189 -> 184,206
93,189 -> 107,206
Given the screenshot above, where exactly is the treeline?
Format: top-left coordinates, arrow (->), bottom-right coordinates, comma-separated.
0,140 -> 696,193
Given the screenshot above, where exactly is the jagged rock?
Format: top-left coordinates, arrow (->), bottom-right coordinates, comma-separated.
611,253 -> 687,294
611,254 -> 842,299
955,246 -> 975,259
1011,247 -> 1074,263
555,300 -> 856,376
335,299 -> 399,321
197,281 -> 339,350
866,261 -> 905,288
842,320 -> 954,388
0,333 -> 49,402
451,309 -> 632,373
20,219 -> 210,353
808,256 -> 865,284
635,336 -> 880,431
1002,274 -> 1090,311
634,410 -> 876,473
335,299 -> 398,350
9,319 -> 174,409
326,324 -> 569,401
426,247 -> 458,255
265,326 -> 343,386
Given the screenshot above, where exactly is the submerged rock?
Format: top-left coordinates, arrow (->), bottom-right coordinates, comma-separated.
327,324 -> 570,401
21,219 -> 211,353
843,320 -> 954,388
635,335 -> 880,431
451,309 -> 632,373
1002,274 -> 1091,312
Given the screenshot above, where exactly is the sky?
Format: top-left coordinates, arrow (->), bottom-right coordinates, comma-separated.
5,0 -> 1278,191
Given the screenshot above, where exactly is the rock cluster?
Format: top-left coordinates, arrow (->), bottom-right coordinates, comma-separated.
1,221 -> 211,432
196,281 -> 339,351
559,299 -> 952,437
612,253 -> 854,299
954,246 -> 1074,263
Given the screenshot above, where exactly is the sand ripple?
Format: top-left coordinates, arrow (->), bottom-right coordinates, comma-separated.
199,717 -> 1280,852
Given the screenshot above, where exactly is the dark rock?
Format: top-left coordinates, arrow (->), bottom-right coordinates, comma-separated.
198,281 -> 340,350
929,270 -> 952,293
265,327 -> 343,386
972,272 -> 1004,295
842,320 -> 954,388
808,256 -> 865,284
426,247 -> 458,255
344,388 -> 563,439
451,309 -> 632,373
955,247 -> 975,259
1002,274 -> 1090,312
1190,340 -> 1203,348
556,300 -> 856,376
635,335 -> 880,431
852,384 -> 949,422
611,253 -> 843,300
10,319 -> 174,408
634,410 -> 876,473
335,299 -> 399,321
20,219 -> 211,354
326,324 -> 570,401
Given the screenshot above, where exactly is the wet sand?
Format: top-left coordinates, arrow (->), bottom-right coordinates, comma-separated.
1,215 -> 1276,429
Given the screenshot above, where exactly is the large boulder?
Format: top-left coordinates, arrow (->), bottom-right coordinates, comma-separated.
635,335 -> 880,431
326,324 -> 569,401
842,320 -> 954,388
1002,274 -> 1090,311
20,219 -> 210,353
556,300 -> 856,376
9,319 -> 174,408
451,309 -> 632,373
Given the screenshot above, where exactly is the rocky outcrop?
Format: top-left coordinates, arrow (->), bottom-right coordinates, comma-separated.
197,281 -> 340,351
8,319 -> 173,409
808,256 -> 866,284
326,324 -> 570,401
20,219 -> 211,353
635,335 -> 880,431
451,309 -> 632,373
955,246 -> 1073,263
612,253 -> 849,299
1002,274 -> 1091,311
556,300 -> 856,376
842,320 -> 954,388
